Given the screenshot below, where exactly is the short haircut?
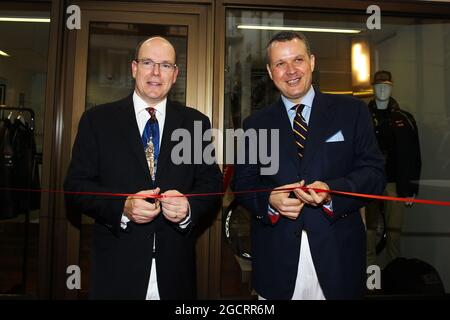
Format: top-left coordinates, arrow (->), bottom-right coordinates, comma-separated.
134,36 -> 177,62
266,31 -> 312,62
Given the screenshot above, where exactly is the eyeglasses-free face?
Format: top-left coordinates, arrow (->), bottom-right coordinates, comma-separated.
266,38 -> 315,104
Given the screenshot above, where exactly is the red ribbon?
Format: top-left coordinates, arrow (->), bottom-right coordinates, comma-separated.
1,186 -> 450,207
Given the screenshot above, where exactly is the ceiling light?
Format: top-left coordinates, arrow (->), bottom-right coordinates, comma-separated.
322,89 -> 373,97
237,25 -> 361,34
0,17 -> 50,23
0,50 -> 10,57
351,40 -> 371,89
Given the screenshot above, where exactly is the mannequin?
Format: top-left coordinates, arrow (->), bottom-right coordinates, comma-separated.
373,83 -> 392,109
365,71 -> 421,269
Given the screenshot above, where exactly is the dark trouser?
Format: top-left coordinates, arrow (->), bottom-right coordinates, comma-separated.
366,183 -> 404,268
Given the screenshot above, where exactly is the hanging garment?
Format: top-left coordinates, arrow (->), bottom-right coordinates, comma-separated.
0,118 -> 17,219
11,120 -> 40,214
0,116 -> 40,219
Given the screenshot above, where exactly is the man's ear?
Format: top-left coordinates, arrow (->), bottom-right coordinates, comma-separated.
131,60 -> 137,79
266,64 -> 273,80
310,54 -> 315,72
172,66 -> 179,84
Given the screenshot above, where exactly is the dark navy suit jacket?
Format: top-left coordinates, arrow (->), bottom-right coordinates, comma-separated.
64,95 -> 222,299
233,91 -> 386,299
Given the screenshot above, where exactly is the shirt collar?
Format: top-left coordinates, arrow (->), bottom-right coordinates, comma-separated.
281,86 -> 315,112
133,91 -> 167,118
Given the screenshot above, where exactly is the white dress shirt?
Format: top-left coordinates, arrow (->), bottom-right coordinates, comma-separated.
120,91 -> 166,231
121,92 -> 190,300
281,87 -> 325,300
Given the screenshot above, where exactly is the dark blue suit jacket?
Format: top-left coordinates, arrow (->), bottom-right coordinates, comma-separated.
232,91 -> 386,299
64,95 -> 222,299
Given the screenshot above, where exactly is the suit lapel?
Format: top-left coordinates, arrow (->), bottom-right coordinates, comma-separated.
112,95 -> 151,181
271,98 -> 301,172
155,100 -> 184,184
301,92 -> 335,171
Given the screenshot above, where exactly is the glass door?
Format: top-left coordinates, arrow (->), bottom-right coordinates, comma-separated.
0,2 -> 51,299
68,2 -> 213,299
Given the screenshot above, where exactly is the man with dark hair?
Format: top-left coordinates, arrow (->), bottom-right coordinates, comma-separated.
64,36 -> 222,299
266,31 -> 312,56
233,31 -> 386,299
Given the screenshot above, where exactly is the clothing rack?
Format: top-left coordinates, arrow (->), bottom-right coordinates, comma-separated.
0,106 -> 35,130
0,106 -> 36,295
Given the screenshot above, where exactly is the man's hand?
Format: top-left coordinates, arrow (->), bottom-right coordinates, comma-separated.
159,190 -> 190,223
123,188 -> 161,224
294,180 -> 331,207
269,182 -> 305,220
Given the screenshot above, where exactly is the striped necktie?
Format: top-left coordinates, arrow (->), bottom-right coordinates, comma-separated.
292,104 -> 308,158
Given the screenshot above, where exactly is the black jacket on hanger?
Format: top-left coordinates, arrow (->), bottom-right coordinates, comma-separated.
0,118 -> 16,219
368,97 -> 422,197
0,116 -> 40,219
11,119 -> 40,213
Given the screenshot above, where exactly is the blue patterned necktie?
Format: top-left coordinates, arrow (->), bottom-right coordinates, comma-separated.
292,104 -> 308,158
142,108 -> 160,181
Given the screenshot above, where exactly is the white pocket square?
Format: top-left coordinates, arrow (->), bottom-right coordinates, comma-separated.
326,130 -> 345,142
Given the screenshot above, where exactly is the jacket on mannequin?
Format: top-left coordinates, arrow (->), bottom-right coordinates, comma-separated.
368,96 -> 421,197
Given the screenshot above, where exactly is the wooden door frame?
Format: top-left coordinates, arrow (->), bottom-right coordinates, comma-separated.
55,0 -> 214,299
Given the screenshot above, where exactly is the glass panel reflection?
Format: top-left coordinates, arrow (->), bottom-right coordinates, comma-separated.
86,22 -> 187,109
224,8 -> 450,298
0,6 -> 49,298
79,22 -> 188,299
